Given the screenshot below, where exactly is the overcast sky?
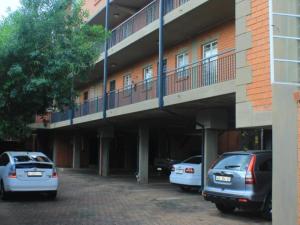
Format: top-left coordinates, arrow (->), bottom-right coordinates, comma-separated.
0,0 -> 21,18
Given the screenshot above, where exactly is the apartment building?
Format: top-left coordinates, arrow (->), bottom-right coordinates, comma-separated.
31,0 -> 300,224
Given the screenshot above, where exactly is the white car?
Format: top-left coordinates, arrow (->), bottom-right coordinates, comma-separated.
0,151 -> 58,200
169,155 -> 202,190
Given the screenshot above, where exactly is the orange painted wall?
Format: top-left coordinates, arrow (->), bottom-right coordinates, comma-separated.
83,0 -> 105,19
78,21 -> 235,102
246,0 -> 272,111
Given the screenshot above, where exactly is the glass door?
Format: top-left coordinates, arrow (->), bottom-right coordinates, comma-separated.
202,41 -> 218,85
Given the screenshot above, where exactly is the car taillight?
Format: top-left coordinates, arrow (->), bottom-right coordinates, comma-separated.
185,168 -> 194,174
52,167 -> 58,178
8,165 -> 16,178
245,155 -> 256,185
171,166 -> 175,172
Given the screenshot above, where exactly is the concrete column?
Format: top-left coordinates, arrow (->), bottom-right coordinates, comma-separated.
138,126 -> 149,184
99,138 -> 111,176
72,135 -> 81,169
272,84 -> 298,225
52,136 -> 57,164
98,127 -> 114,176
203,129 -> 218,187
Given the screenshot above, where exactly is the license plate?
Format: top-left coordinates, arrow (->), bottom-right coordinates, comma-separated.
157,167 -> 162,171
215,175 -> 231,182
27,171 -> 43,177
176,169 -> 183,174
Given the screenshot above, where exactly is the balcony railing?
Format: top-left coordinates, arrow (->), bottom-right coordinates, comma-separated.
50,51 -> 235,124
108,0 -> 190,49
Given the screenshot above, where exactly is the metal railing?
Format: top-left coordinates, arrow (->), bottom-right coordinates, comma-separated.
74,97 -> 104,118
165,50 -> 236,95
107,78 -> 158,110
50,51 -> 235,123
108,0 -> 190,49
51,109 -> 71,123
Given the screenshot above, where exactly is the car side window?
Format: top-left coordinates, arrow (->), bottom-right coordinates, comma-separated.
259,158 -> 272,172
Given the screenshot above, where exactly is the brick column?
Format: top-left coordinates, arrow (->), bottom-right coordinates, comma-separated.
294,91 -> 300,224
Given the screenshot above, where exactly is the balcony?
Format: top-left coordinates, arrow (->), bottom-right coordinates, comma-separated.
87,0 -> 235,83
50,51 -> 236,125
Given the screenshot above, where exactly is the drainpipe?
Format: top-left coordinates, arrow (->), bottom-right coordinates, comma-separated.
161,109 -> 205,191
158,0 -> 165,109
102,0 -> 110,119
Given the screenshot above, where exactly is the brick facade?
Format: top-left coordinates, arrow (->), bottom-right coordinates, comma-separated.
246,0 -> 272,111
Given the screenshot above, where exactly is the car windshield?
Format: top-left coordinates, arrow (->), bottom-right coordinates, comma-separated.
183,156 -> 202,164
30,155 -> 51,162
13,155 -> 31,162
213,154 -> 251,171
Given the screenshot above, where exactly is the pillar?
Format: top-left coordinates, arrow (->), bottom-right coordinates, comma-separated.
98,127 -> 114,176
72,135 -> 81,169
272,84 -> 298,225
138,126 -> 149,184
203,129 -> 218,187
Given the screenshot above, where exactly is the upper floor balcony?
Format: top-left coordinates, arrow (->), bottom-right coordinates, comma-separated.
49,50 -> 236,126
86,0 -> 235,83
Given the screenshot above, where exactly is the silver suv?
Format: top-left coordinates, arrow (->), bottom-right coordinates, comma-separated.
203,150 -> 272,220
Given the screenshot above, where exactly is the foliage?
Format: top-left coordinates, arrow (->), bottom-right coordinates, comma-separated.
0,0 -> 106,139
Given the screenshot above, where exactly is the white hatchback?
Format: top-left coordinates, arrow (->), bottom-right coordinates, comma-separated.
169,155 -> 202,190
0,151 -> 58,200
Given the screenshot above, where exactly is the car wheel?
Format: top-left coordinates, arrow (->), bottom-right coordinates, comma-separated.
215,203 -> 235,213
0,181 -> 8,201
262,194 -> 272,221
47,191 -> 57,200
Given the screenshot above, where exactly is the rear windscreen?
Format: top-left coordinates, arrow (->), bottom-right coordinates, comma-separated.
14,156 -> 31,162
183,156 -> 202,164
16,163 -> 52,169
30,156 -> 50,162
213,154 -> 251,171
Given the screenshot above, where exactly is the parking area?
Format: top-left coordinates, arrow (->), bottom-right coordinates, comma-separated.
0,169 -> 271,225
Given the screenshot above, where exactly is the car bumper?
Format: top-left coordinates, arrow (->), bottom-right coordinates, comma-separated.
6,178 -> 58,192
169,174 -> 201,186
203,190 -> 263,209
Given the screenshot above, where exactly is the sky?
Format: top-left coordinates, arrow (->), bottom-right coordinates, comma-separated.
0,0 -> 21,18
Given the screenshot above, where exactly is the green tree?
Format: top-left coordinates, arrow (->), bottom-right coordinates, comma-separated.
0,0 -> 106,139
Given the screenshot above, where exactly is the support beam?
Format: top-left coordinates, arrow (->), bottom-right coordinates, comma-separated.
102,0 -> 110,119
138,126 -> 149,184
203,129 -> 218,187
98,127 -> 114,176
99,138 -> 110,176
72,135 -> 81,169
158,0 -> 165,108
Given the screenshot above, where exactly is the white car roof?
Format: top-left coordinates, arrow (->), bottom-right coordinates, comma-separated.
5,151 -> 46,157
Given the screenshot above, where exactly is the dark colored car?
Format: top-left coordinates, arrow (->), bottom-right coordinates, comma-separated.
203,150 -> 272,220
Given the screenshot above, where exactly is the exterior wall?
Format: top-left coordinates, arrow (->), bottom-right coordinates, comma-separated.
78,21 -> 235,101
235,0 -> 272,128
83,0 -> 105,19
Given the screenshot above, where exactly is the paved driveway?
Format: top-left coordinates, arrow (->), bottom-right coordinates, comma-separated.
0,169 -> 271,225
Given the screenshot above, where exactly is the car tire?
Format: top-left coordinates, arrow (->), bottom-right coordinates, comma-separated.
0,180 -> 8,201
262,193 -> 272,221
47,191 -> 57,200
215,203 -> 235,214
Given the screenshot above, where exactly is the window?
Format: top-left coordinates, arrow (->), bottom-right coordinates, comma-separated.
202,41 -> 218,85
143,66 -> 153,89
123,74 -> 132,90
213,154 -> 251,171
176,52 -> 189,78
